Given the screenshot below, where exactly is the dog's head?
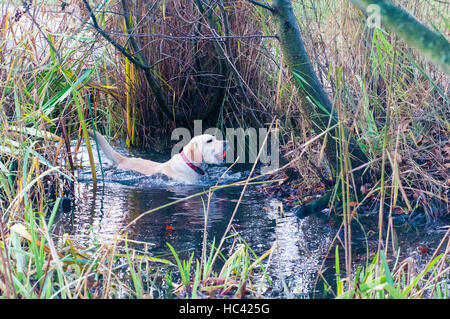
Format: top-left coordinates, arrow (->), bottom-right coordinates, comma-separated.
183,134 -> 227,164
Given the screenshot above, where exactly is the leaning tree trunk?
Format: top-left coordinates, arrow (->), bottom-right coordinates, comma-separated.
271,0 -> 368,176
269,0 -> 370,214
350,0 -> 450,75
271,1 -> 369,173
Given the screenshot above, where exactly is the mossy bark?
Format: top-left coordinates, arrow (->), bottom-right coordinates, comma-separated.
350,0 -> 450,74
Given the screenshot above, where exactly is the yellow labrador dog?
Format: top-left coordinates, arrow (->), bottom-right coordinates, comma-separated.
87,129 -> 227,184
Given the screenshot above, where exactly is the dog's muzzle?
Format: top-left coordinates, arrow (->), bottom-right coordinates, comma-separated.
216,141 -> 227,159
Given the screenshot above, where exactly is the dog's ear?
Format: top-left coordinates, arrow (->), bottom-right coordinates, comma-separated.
187,142 -> 195,161
186,139 -> 203,163
192,140 -> 204,163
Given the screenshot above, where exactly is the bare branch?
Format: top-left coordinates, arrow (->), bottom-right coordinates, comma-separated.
81,0 -> 149,70
82,0 -> 177,122
247,0 -> 275,12
105,32 -> 278,41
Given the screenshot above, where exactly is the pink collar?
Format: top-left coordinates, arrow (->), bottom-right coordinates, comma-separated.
180,150 -> 206,175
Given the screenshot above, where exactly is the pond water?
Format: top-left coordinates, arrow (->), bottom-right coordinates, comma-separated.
59,141 -> 449,298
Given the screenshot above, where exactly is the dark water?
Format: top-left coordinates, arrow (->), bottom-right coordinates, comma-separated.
61,142 -> 449,298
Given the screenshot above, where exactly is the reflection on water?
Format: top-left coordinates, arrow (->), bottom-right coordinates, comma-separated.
68,179 -> 335,297
62,142 -> 337,297
60,142 -> 448,298
265,200 -> 333,298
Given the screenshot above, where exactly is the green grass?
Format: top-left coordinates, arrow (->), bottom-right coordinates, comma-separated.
332,247 -> 448,299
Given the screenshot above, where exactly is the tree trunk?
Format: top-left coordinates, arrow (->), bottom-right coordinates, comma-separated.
261,0 -> 371,215
271,0 -> 369,179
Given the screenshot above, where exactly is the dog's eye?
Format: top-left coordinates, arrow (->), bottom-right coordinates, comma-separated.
206,139 -> 213,143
